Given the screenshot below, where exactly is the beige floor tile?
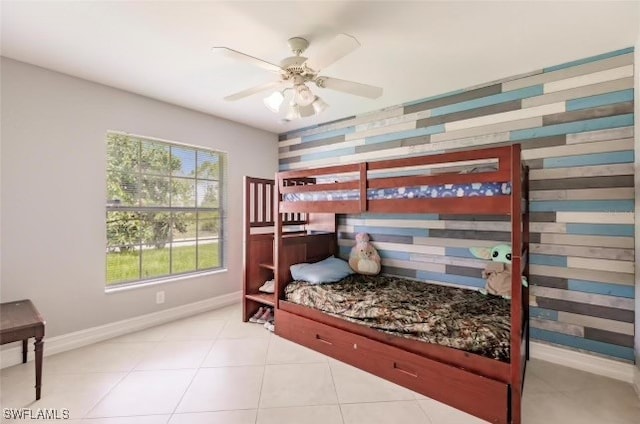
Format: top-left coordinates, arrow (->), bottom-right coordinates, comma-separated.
561,383 -> 640,424
1,420 -> 79,424
109,325 -> 170,343
329,359 -> 414,403
218,321 -> 272,339
193,304 -> 242,321
1,420 -> 83,424
1,362 -> 46,393
201,338 -> 268,367
341,400 -> 430,424
87,369 -> 195,417
175,366 -> 263,413
417,398 -> 489,423
256,405 -> 343,424
412,390 -> 428,400
2,303 -> 639,424
43,342 -> 153,374
259,363 -> 338,408
266,336 -> 328,365
79,416 -> 170,424
160,318 -> 225,341
522,392 -> 603,424
135,341 -> 213,371
522,372 -> 557,395
168,410 -> 257,424
0,372 -> 125,419
527,359 -> 618,392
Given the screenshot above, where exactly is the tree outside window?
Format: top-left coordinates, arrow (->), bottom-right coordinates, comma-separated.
106,132 -> 225,286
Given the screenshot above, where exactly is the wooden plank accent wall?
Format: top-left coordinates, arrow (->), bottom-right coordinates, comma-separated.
278,47 -> 635,362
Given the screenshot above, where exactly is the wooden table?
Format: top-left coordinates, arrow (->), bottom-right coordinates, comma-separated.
0,299 -> 45,400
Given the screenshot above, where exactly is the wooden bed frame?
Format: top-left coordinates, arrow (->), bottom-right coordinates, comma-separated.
247,145 -> 529,423
243,178 -> 339,321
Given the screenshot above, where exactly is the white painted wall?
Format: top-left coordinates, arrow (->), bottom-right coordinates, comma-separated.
0,57 -> 277,337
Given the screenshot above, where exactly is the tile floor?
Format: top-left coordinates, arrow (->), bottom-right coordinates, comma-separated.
1,303 -> 639,423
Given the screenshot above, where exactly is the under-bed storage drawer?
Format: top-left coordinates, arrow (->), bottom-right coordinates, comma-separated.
276,308 -> 509,424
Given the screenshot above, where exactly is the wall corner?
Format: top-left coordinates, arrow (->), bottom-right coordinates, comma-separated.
634,6 -> 640,380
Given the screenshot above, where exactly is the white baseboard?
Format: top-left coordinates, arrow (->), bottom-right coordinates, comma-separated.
634,367 -> 640,397
530,341 -> 635,384
0,291 -> 242,369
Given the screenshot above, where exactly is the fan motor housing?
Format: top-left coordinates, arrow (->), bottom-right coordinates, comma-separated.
280,56 -> 315,79
280,56 -> 307,70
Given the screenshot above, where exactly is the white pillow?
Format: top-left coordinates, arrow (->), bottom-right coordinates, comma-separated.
290,256 -> 353,285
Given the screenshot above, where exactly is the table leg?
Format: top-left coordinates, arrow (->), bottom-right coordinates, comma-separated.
22,339 -> 28,363
34,337 -> 43,400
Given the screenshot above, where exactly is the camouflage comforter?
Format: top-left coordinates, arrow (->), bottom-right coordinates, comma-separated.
285,274 -> 511,362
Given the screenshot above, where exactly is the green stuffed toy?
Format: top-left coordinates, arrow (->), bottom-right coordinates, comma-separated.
470,244 -> 528,299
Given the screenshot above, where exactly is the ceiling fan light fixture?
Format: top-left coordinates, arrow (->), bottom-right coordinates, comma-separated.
285,101 -> 301,120
312,96 -> 329,114
217,34 -> 383,121
294,84 -> 315,107
299,104 -> 315,117
263,91 -> 284,113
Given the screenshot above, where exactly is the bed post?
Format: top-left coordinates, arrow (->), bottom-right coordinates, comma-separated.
242,176 -> 250,321
510,144 -> 523,424
523,164 -> 530,362
359,162 -> 368,212
274,172 -> 283,310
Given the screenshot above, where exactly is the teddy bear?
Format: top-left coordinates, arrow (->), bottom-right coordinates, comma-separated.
349,233 -> 381,275
469,244 -> 528,299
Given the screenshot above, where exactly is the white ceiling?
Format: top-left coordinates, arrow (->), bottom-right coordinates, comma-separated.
2,1 -> 638,134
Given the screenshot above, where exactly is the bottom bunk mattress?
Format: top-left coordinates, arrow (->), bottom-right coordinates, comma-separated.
285,274 -> 511,362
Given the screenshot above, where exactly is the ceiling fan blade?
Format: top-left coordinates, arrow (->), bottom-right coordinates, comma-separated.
306,33 -> 360,71
224,81 -> 284,101
315,77 -> 383,99
212,47 -> 282,73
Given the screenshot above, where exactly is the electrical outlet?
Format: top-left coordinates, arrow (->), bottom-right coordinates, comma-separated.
156,291 -> 165,304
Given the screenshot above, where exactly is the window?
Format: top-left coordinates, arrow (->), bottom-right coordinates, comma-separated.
106,132 -> 225,287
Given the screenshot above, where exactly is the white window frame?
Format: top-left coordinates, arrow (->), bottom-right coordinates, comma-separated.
105,131 -> 226,288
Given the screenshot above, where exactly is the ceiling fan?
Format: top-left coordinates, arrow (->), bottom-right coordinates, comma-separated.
212,34 -> 383,120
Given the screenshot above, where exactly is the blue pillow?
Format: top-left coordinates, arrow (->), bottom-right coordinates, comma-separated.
290,256 -> 354,284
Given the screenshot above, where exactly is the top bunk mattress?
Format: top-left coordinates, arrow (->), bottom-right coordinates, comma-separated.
285,274 -> 511,362
283,182 -> 511,202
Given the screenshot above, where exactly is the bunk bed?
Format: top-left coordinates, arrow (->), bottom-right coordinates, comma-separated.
246,144 -> 529,424
243,177 -> 337,321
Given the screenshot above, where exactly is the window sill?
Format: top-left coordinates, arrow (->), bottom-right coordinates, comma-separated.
104,268 -> 228,294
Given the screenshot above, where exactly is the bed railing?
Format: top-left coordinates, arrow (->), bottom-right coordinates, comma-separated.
245,177 -> 306,232
277,145 -> 520,215
278,163 -> 365,214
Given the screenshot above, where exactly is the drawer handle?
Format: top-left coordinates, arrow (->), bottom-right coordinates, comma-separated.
393,362 -> 418,378
315,334 -> 333,345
